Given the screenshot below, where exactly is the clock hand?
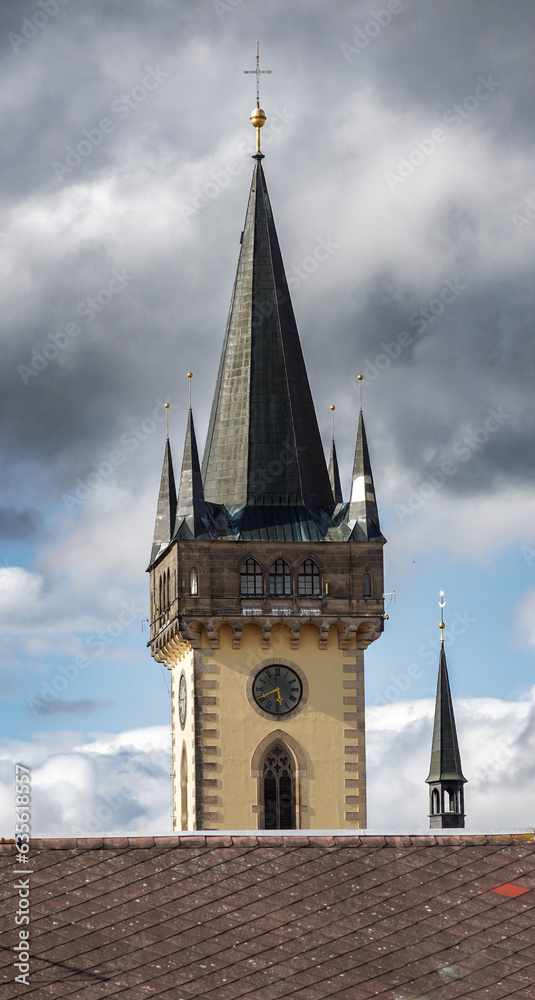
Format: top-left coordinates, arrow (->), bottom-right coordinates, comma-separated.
259,686 -> 283,704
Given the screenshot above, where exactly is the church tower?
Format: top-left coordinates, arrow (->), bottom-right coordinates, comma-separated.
148,85 -> 385,831
426,594 -> 467,828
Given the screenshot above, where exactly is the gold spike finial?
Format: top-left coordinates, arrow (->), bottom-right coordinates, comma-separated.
439,590 -> 446,643
164,401 -> 170,438
244,41 -> 271,156
187,371 -> 193,408
330,404 -> 335,439
357,373 -> 363,411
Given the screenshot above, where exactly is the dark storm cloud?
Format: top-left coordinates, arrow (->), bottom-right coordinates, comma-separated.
0,0 -> 534,543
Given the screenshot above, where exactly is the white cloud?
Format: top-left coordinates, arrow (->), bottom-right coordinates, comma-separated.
1,697 -> 535,836
0,567 -> 43,623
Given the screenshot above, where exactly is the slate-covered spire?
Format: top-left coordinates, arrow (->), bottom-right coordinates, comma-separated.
150,436 -> 177,564
201,156 -> 333,509
174,407 -> 207,539
426,598 -> 466,828
348,407 -> 382,540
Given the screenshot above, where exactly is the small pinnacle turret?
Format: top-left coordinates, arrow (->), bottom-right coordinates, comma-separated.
174,407 -> 207,540
329,406 -> 343,504
348,406 -> 383,541
150,436 -> 177,565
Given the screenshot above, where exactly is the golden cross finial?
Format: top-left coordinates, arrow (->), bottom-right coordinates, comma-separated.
245,41 -> 271,155
439,590 -> 446,643
187,372 -> 193,409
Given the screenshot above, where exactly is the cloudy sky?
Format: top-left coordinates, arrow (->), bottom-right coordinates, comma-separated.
1,0 -> 535,836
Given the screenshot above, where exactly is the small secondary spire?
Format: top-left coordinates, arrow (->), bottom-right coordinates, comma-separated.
244,41 -> 271,156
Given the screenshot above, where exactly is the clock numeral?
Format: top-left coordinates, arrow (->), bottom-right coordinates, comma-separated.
275,667 -> 280,676
289,695 -> 297,702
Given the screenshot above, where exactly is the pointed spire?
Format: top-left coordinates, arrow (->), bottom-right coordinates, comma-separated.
329,405 -> 343,504
175,406 -> 207,539
348,381 -> 382,538
201,158 -> 333,510
426,594 -> 466,828
426,644 -> 466,784
150,433 -> 177,565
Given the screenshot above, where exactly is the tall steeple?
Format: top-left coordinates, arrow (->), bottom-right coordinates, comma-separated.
426,593 -> 467,828
147,63 -> 386,832
150,408 -> 177,564
348,377 -> 382,540
201,157 -> 333,510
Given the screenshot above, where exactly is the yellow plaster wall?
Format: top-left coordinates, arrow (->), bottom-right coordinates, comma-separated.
170,645 -> 196,830
192,621 -> 365,830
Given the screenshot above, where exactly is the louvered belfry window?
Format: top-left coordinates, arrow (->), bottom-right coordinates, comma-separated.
263,745 -> 295,829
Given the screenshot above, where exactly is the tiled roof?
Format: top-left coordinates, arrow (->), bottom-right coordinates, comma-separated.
2,833 -> 535,999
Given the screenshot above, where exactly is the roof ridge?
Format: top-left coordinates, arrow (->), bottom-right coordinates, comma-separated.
5,832 -> 534,851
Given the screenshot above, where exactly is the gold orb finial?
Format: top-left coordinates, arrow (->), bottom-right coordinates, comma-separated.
357,374 -> 363,381
330,404 -> 335,411
164,402 -> 170,409
187,372 -> 193,379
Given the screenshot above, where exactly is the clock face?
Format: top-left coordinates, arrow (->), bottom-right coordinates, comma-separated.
179,674 -> 187,729
252,665 -> 303,715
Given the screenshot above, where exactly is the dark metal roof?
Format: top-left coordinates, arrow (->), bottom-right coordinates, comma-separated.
4,833 -> 535,998
329,436 -> 343,504
201,157 -> 334,510
348,409 -> 384,541
149,438 -> 176,564
426,645 -> 467,784
174,408 -> 209,540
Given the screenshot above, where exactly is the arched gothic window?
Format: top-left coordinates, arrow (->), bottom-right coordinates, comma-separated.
298,559 -> 321,597
240,558 -> 263,596
431,788 -> 440,814
159,575 -> 163,614
166,568 -> 170,609
363,570 -> 372,598
263,745 -> 295,830
269,559 -> 292,596
190,568 -> 198,596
